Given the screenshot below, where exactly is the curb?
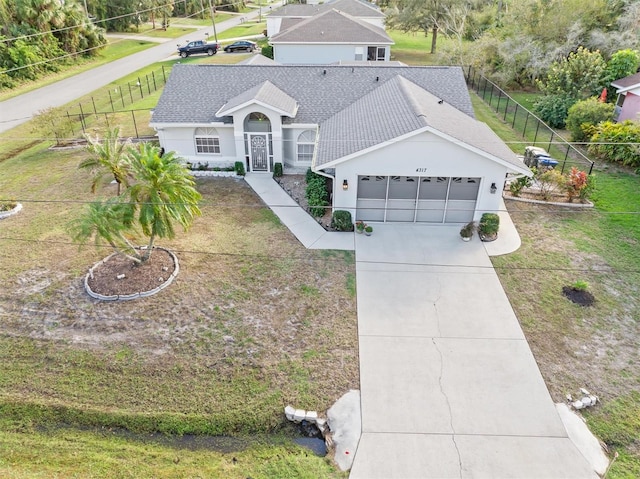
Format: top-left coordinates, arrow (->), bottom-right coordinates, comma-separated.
84,247 -> 180,301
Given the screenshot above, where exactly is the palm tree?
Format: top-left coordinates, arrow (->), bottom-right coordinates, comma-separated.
124,143 -> 202,262
70,199 -> 141,263
79,127 -> 132,195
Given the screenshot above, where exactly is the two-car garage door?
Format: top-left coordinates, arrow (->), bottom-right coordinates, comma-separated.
356,176 -> 480,223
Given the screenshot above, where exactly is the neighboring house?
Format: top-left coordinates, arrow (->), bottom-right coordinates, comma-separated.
266,0 -> 385,37
611,72 -> 640,122
150,64 -> 530,224
270,9 -> 393,65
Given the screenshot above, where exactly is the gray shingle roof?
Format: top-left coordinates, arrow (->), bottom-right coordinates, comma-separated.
316,76 -> 522,169
151,64 -> 473,126
270,9 -> 392,44
611,71 -> 640,92
216,80 -> 297,117
239,54 -> 280,65
269,0 -> 384,19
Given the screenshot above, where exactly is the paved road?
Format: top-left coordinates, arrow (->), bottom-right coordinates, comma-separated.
0,10 -> 262,134
349,224 -> 598,478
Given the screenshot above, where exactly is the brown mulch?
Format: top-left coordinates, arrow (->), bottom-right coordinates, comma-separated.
86,248 -> 176,297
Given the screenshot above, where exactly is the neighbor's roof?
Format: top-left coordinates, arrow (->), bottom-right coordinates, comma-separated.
611,71 -> 640,93
269,0 -> 384,19
316,75 -> 524,170
238,54 -> 280,65
270,9 -> 392,44
216,80 -> 298,118
151,64 -> 474,126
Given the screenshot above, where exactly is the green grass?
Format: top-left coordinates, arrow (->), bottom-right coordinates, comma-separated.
475,83 -> 640,477
388,29 -> 463,66
217,22 -> 266,41
0,424 -> 345,478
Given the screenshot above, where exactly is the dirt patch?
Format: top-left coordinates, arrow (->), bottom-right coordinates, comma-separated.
87,248 -> 176,297
562,286 -> 596,307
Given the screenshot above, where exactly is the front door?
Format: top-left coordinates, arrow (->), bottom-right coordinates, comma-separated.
249,134 -> 268,172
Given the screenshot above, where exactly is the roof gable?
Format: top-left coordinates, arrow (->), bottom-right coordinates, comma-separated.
316,76 -> 523,170
270,9 -> 392,44
269,0 -> 384,19
216,80 -> 298,117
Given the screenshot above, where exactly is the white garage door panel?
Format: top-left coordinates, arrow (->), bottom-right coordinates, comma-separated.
416,200 -> 446,223
357,199 -> 386,222
356,176 -> 479,223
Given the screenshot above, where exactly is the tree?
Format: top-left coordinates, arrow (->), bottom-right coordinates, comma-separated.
387,0 -> 463,54
566,97 -> 615,142
604,49 -> 640,97
122,143 -> 202,262
534,47 -> 607,127
72,143 -> 202,264
80,127 -> 132,195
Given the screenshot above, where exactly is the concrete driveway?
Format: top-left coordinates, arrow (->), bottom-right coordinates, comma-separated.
349,224 -> 597,478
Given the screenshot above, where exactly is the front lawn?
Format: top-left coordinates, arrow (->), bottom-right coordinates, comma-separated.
0,143 -> 357,475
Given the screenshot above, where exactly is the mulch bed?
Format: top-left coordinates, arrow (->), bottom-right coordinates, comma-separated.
86,248 -> 176,297
562,286 -> 596,307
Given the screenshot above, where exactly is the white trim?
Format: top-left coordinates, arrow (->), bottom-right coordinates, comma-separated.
315,126 -> 531,177
216,99 -> 297,118
270,41 -> 393,46
151,122 -> 229,128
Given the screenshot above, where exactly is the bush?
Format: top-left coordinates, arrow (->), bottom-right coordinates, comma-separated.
478,213 -> 500,237
566,98 -> 614,142
566,167 -> 589,202
533,94 -> 576,128
305,172 -> 328,217
261,45 -> 273,59
509,175 -> 533,197
588,121 -> 640,167
536,168 -> 566,200
331,210 -> 353,231
580,173 -> 596,201
273,162 -> 283,178
234,161 -> 245,176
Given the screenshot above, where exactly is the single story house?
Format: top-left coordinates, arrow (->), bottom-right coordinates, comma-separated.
611,71 -> 640,122
269,9 -> 393,64
266,0 -> 385,37
150,64 -> 530,224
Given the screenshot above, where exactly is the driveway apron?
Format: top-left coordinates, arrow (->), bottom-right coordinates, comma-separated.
349,224 -> 597,478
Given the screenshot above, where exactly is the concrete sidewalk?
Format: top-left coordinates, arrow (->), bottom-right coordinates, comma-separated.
244,173 -> 354,250
349,224 -> 598,478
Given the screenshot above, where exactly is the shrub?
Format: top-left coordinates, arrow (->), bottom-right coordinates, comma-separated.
509,175 -> 533,197
533,94 -> 576,128
460,221 -> 475,238
566,97 -> 615,142
536,168 -> 565,200
566,167 -> 589,202
261,45 -> 273,59
579,173 -> 596,201
588,121 -> 640,167
331,210 -> 353,231
305,172 -> 328,217
234,161 -> 245,176
273,162 -> 283,178
478,213 -> 500,237
305,167 -> 315,183
572,280 -> 589,291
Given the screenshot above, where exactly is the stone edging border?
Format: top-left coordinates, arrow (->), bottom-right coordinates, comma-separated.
189,171 -> 244,178
504,195 -> 594,208
0,203 -> 22,220
84,247 -> 180,301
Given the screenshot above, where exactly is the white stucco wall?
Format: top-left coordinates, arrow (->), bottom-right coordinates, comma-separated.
156,126 -> 237,165
273,43 -> 390,64
327,131 -> 510,222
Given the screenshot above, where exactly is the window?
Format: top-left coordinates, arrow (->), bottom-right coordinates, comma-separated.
297,130 -> 316,162
194,127 -> 220,154
367,46 -> 386,61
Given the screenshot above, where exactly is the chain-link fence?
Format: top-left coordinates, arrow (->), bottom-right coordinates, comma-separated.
465,66 -> 594,175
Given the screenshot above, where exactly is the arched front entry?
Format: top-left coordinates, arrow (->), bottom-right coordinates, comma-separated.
243,112 -> 273,172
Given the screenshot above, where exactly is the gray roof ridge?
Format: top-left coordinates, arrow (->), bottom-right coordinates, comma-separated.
270,8 -> 391,43
218,79 -> 297,116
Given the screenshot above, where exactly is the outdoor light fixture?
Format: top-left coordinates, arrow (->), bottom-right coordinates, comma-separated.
490,182 -> 497,194
343,179 -> 349,190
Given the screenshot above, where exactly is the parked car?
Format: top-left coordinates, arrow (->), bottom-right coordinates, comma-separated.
177,40 -> 219,58
523,146 -> 558,168
223,41 -> 257,53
